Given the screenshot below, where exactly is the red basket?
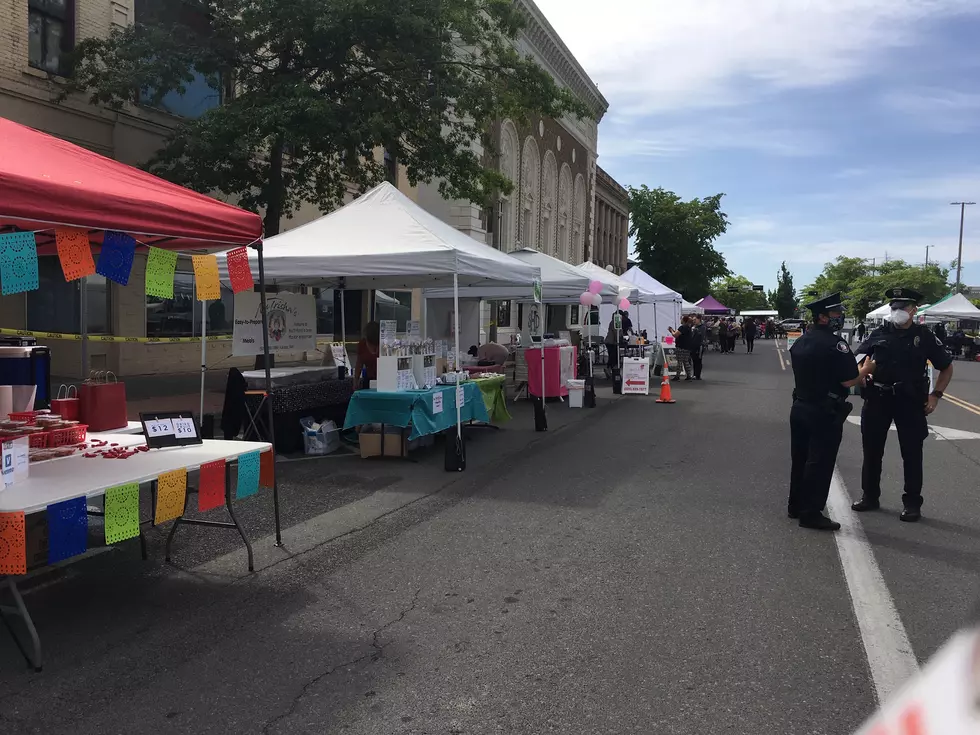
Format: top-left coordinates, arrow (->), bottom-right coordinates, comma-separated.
48,425 -> 88,447
28,432 -> 49,449
8,411 -> 38,425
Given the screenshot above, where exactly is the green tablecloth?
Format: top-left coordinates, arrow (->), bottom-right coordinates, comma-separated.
343,382 -> 490,440
470,374 -> 511,423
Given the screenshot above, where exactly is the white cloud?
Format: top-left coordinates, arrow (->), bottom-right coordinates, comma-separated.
880,87 -> 980,132
532,0 -> 980,115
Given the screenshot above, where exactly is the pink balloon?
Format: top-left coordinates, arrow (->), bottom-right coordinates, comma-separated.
588,280 -> 603,295
591,293 -> 602,307
619,298 -> 631,311
579,292 -> 592,306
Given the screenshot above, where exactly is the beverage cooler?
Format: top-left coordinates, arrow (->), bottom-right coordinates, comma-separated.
0,338 -> 52,411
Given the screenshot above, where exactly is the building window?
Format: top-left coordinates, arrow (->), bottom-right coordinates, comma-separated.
146,268 -> 233,338
570,305 -> 580,326
384,149 -> 398,186
26,258 -> 110,334
28,0 -> 74,76
375,290 -> 413,332
491,300 -> 511,328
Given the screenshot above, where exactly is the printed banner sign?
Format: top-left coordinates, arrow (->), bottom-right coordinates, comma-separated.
622,357 -> 650,395
786,330 -> 803,349
232,292 -> 316,356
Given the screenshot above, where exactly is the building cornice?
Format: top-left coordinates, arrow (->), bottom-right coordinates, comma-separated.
516,0 -> 609,121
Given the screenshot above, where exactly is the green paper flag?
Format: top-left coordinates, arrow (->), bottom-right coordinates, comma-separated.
145,247 -> 178,299
105,483 -> 141,544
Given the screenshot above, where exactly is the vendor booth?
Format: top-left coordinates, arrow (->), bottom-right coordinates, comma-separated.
694,295 -> 731,315
0,117 -> 275,670
621,266 -> 684,343
219,182 -> 540,460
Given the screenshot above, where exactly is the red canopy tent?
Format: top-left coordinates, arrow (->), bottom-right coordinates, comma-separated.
0,117 -> 261,248
0,117 -> 283,542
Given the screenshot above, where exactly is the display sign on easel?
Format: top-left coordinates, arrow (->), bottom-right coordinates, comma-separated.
622,358 -> 650,395
140,411 -> 203,448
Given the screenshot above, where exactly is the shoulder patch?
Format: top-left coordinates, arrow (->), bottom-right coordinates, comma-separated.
836,342 -> 851,353
914,335 -> 920,347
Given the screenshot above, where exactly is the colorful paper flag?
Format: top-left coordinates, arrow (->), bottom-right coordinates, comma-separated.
97,231 -> 136,286
0,511 -> 27,575
198,459 -> 226,513
47,497 -> 88,564
260,450 -> 275,489
235,450 -> 260,499
155,468 -> 187,524
0,231 -> 39,296
104,482 -> 141,544
55,228 -> 96,281
226,246 -> 254,294
145,246 -> 178,299
192,254 -> 222,301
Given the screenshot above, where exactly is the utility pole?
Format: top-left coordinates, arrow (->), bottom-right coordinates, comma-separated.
951,201 -> 975,291
925,244 -> 930,267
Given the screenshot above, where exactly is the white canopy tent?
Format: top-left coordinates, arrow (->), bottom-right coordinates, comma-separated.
865,303 -> 892,321
917,293 -> 980,322
739,310 -> 778,318
681,300 -> 703,315
620,266 -> 684,343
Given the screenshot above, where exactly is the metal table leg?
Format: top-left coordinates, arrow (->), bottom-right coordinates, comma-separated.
0,577 -> 42,671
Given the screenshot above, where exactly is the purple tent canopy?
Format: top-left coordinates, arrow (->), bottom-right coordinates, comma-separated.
695,295 -> 731,314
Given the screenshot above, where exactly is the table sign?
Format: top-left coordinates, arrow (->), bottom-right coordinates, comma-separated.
432,391 -> 443,414
408,320 -> 421,342
232,291 -> 316,356
622,358 -> 650,395
330,344 -> 350,369
456,385 -> 465,409
140,411 -> 203,449
380,320 -> 397,348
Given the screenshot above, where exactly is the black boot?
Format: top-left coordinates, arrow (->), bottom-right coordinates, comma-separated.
799,514 -> 841,531
787,506 -> 800,520
900,508 -> 921,523
851,497 -> 880,512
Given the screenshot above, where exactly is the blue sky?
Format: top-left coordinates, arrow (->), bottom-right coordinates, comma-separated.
535,0 -> 980,293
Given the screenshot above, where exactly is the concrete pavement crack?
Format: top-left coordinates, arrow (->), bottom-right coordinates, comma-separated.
259,588 -> 423,735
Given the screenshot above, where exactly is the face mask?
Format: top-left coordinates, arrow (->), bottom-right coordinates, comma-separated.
890,308 -> 911,326
827,315 -> 844,331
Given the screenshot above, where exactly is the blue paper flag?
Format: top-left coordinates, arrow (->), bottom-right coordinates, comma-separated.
0,231 -> 39,295
97,231 -> 136,285
235,450 -> 260,499
47,497 -> 88,564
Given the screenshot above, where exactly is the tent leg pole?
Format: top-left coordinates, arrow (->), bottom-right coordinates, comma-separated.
339,279 -> 348,378
200,299 -> 207,422
80,276 -> 88,379
255,240 -> 281,546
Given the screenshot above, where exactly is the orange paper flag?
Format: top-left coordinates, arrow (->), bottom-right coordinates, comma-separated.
192,254 -> 221,301
0,511 -> 27,575
260,450 -> 275,488
155,468 -> 187,524
55,228 -> 96,281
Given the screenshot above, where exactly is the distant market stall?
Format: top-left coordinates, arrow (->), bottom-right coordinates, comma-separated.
694,295 -> 731,315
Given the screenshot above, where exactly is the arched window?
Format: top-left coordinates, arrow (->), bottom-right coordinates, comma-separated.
498,120 -> 519,250
572,174 -> 586,264
557,164 -> 572,262
541,151 -> 558,255
520,136 -> 540,249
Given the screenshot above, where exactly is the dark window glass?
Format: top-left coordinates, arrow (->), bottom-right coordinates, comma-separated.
383,149 -> 397,185
28,0 -> 72,76
26,258 -> 110,334
492,300 -> 511,328
570,305 -> 579,325
146,268 -> 233,338
375,290 -> 413,332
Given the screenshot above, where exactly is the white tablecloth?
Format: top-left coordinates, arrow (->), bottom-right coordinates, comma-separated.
242,366 -> 337,389
89,421 -> 144,437
0,436 -> 271,514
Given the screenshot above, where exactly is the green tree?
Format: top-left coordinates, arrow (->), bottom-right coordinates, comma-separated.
801,256 -> 872,299
65,0 -> 587,234
709,275 -> 768,313
628,186 -> 729,299
773,262 -> 797,318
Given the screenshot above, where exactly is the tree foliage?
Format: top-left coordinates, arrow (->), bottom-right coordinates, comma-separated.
628,186 -> 729,300
65,0 -> 588,234
803,256 -> 951,320
709,275 -> 768,313
773,261 -> 797,318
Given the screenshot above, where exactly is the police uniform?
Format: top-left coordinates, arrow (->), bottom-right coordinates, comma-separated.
853,288 -> 952,520
789,293 -> 858,530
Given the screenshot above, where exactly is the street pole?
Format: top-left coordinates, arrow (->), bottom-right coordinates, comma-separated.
925,244 -> 930,267
951,202 -> 975,291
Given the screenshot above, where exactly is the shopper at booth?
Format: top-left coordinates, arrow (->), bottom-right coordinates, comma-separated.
669,316 -> 694,381
353,321 -> 381,389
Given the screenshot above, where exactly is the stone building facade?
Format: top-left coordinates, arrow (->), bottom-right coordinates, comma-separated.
592,166 -> 629,274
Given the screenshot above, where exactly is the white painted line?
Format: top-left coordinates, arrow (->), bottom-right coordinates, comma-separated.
775,341 -> 786,371
827,468 -> 918,704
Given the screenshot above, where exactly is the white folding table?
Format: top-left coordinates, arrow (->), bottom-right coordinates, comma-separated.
0,437 -> 271,671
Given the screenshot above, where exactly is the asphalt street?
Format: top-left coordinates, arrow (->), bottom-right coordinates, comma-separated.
1,339 -> 977,734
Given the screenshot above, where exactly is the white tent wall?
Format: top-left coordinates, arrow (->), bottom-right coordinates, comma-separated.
599,301 -> 680,342
425,298 -> 482,351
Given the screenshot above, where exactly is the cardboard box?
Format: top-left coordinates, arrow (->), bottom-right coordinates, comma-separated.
358,429 -> 432,458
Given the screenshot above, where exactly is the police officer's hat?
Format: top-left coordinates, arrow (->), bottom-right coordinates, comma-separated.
804,292 -> 844,315
884,287 -> 923,306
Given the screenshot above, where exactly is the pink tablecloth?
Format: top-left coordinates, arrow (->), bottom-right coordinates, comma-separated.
526,346 -> 577,398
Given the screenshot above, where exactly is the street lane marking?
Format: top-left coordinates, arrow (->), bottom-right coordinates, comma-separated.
944,393 -> 980,417
827,469 -> 918,704
775,340 -> 786,371
844,415 -> 980,440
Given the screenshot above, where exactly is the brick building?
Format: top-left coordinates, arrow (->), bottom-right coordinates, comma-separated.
592,166 -> 629,274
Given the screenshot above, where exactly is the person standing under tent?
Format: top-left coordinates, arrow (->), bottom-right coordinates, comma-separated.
743,317 -> 757,354
353,321 -> 381,390
851,288 -> 954,522
788,293 -> 876,530
856,321 -> 867,342
690,315 -> 706,380
669,317 -> 694,381
604,315 -> 620,379
934,320 -> 947,346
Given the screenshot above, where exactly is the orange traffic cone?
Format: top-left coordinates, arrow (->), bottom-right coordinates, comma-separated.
655,370 -> 675,404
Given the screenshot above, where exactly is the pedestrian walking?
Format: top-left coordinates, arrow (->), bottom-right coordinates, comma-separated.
789,293 -> 876,530
934,320 -> 947,346
669,316 -> 694,380
691,315 -> 705,380
852,288 -> 954,522
856,321 -> 866,341
744,318 -> 757,353
604,315 -> 620,379
728,319 -> 739,353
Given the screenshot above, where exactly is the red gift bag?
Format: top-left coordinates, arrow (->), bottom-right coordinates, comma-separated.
50,384 -> 80,421
79,372 -> 128,432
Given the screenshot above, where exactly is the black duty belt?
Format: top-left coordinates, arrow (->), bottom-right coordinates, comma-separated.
870,383 -> 903,395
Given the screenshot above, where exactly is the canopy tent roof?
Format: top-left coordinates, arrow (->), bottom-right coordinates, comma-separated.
220,182 -> 538,290
739,310 -> 779,317
424,248 -> 618,303
865,303 -> 891,320
917,293 -> 980,321
681,300 -> 703,314
0,118 -> 261,251
620,266 -> 682,303
575,261 -> 648,303
695,295 -> 731,313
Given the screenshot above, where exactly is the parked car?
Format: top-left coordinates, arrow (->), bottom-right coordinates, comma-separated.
777,319 -> 805,335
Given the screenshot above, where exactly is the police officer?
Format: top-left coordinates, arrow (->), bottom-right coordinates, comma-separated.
852,288 -> 954,522
789,293 -> 877,530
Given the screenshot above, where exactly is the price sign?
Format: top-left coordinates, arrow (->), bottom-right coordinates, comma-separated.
408,320 -> 421,341
432,391 -> 444,415
456,385 -> 465,408
140,411 -> 203,449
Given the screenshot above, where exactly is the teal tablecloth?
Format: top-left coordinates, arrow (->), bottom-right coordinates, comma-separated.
344,383 -> 490,440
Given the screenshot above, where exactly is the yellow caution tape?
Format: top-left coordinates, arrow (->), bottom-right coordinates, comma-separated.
0,327 -> 232,344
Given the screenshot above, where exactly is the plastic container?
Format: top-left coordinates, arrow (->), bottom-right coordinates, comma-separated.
566,379 -> 585,408
48,424 -> 88,447
8,411 -> 38,425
